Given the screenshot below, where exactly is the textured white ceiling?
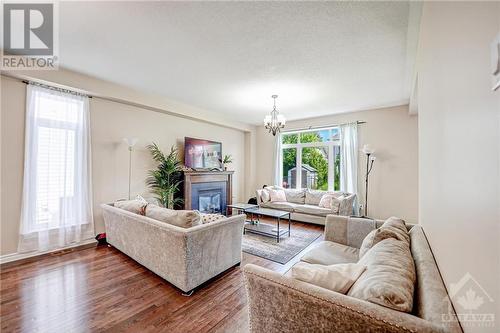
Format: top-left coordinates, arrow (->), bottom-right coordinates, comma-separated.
57,1 -> 419,124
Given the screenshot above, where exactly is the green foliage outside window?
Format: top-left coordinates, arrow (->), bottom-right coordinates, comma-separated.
282,132 -> 340,190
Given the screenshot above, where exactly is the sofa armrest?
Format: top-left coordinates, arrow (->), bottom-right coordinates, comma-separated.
255,189 -> 264,205
324,215 -> 348,244
184,214 -> 245,291
339,193 -> 356,216
244,264 -> 442,333
325,215 -> 376,248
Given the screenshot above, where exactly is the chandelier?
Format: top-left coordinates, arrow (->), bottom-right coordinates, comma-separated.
264,95 -> 286,136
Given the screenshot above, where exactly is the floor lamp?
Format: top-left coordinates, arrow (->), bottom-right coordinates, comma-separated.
362,144 -> 376,217
123,138 -> 138,200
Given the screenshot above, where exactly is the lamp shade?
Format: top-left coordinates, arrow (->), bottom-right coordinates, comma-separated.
123,137 -> 138,147
362,144 -> 375,154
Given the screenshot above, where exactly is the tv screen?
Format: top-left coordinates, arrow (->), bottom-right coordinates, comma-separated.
184,137 -> 222,169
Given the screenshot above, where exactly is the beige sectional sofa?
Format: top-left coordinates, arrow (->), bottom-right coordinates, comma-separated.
102,203 -> 245,294
244,215 -> 463,333
256,187 -> 356,225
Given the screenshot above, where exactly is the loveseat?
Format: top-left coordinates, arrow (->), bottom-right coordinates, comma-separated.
256,187 -> 356,225
244,215 -> 463,333
102,203 -> 245,294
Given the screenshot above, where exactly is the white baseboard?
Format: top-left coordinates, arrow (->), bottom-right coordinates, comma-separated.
0,239 -> 98,265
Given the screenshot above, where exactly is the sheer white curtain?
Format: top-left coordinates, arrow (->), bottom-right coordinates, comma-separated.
273,134 -> 282,186
340,122 -> 358,214
18,84 -> 94,253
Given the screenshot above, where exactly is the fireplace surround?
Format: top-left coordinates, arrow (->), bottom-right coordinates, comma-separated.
181,171 -> 233,215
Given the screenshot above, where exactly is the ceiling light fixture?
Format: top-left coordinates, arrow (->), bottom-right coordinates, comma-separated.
264,94 -> 286,136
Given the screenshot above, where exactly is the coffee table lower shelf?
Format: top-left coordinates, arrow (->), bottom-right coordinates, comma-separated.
244,222 -> 290,241
240,207 -> 291,242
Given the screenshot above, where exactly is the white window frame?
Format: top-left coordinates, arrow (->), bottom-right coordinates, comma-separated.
280,127 -> 340,191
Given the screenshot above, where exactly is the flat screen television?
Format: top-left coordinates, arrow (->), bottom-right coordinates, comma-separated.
184,137 -> 222,169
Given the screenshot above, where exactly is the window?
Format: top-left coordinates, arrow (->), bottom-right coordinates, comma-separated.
19,84 -> 94,252
280,127 -> 341,191
35,98 -> 79,227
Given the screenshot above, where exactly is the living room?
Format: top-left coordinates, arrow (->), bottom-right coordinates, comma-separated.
1,1 -> 499,333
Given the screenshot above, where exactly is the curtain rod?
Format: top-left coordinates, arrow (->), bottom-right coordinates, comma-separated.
282,120 -> 366,133
22,80 -> 92,98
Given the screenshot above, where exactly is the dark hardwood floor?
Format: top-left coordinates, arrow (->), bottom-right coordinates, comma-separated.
0,220 -> 324,333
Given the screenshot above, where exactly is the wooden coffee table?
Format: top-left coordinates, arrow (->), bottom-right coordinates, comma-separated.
244,207 -> 291,243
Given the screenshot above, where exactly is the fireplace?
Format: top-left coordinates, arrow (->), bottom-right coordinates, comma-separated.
180,171 -> 233,215
197,188 -> 223,214
191,182 -> 227,213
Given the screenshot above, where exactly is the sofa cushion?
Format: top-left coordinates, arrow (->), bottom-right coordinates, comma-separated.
359,227 -> 407,258
291,262 -> 366,294
268,188 -> 287,202
263,201 -> 298,212
381,216 -> 410,243
284,189 -> 306,204
114,199 -> 148,215
301,241 -> 360,265
145,205 -> 202,228
305,189 -> 326,205
348,238 -> 416,313
294,204 -> 332,217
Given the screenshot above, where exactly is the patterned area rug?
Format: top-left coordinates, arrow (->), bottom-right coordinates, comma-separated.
242,226 -> 322,264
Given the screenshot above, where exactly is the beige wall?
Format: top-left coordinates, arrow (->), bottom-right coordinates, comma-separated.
417,2 -> 500,332
2,69 -> 254,132
1,75 -> 247,256
255,105 -> 419,222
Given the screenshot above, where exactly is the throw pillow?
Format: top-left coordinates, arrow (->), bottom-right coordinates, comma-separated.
135,195 -> 149,215
292,262 -> 366,294
135,195 -> 148,205
114,199 -> 148,215
260,188 -> 271,203
145,205 -> 202,228
330,195 -> 345,214
318,194 -> 334,208
359,227 -> 407,258
201,213 -> 227,224
269,188 -> 287,202
348,238 -> 416,313
318,194 -> 345,213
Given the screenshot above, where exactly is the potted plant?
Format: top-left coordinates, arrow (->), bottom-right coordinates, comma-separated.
146,143 -> 183,209
222,154 -> 233,171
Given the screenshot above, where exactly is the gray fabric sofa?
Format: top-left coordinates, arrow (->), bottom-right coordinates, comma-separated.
244,215 -> 463,333
256,187 -> 356,225
102,203 -> 245,293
